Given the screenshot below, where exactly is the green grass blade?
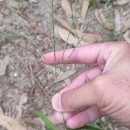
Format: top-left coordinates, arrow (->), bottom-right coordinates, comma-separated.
100,0 -> 110,3
68,125 -> 102,130
35,112 -> 57,130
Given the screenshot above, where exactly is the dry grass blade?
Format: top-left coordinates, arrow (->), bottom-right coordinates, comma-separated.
56,26 -> 88,46
123,30 -> 130,44
57,69 -> 77,82
0,114 -> 27,130
61,0 -> 72,17
81,0 -> 90,20
55,16 -> 102,43
94,9 -> 114,30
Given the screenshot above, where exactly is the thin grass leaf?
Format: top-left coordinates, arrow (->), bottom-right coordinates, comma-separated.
100,0 -> 110,3
35,112 -> 57,130
68,124 -> 102,130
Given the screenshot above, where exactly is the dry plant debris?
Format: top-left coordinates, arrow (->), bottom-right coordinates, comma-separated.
55,16 -> 102,43
56,26 -> 88,46
74,30 -> 102,43
56,0 -> 104,46
94,9 -> 115,30
16,94 -> 28,120
23,117 -> 46,129
0,107 -> 27,130
81,0 -> 90,20
123,30 -> 130,44
61,0 -> 72,17
0,55 -> 10,76
115,8 -> 130,32
57,69 -> 77,82
113,0 -> 130,5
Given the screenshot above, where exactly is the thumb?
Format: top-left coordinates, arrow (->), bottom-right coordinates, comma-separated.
52,79 -> 102,112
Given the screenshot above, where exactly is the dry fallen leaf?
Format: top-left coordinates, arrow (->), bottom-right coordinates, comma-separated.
23,118 -> 45,127
0,114 -> 27,130
94,9 -> 114,30
123,30 -> 130,44
61,0 -> 72,17
81,0 -> 90,20
57,69 -> 77,82
55,17 -> 102,43
24,115 -> 59,127
75,29 -> 102,43
55,16 -> 71,31
113,0 -> 130,5
0,55 -> 10,76
114,9 -> 130,32
56,26 -> 88,46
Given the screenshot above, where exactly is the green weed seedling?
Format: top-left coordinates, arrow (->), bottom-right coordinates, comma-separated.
18,0 -> 24,9
36,112 -> 103,130
100,0 -> 110,3
35,112 -> 57,130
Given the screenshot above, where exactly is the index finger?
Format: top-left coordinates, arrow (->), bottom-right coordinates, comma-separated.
40,43 -> 108,64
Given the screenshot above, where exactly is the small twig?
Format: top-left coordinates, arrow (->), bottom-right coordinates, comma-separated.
34,77 -> 50,100
3,3 -> 51,38
24,68 -> 45,87
17,10 -> 51,38
29,64 -> 50,100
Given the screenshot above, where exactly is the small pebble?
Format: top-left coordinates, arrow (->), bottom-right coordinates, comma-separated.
14,72 -> 18,77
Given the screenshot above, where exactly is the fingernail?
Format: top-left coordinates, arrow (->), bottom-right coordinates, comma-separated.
52,93 -> 62,112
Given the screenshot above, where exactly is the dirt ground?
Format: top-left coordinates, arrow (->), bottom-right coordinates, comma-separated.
0,0 -> 130,130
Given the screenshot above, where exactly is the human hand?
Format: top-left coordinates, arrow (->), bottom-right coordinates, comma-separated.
40,41 -> 130,129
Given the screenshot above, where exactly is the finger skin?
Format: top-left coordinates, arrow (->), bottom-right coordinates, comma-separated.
54,112 -> 77,124
51,66 -> 102,112
52,67 -> 102,126
52,79 -> 99,112
61,66 -> 102,93
53,106 -> 105,129
40,43 -> 108,64
67,107 -> 104,129
46,42 -> 130,128
54,107 -> 105,129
